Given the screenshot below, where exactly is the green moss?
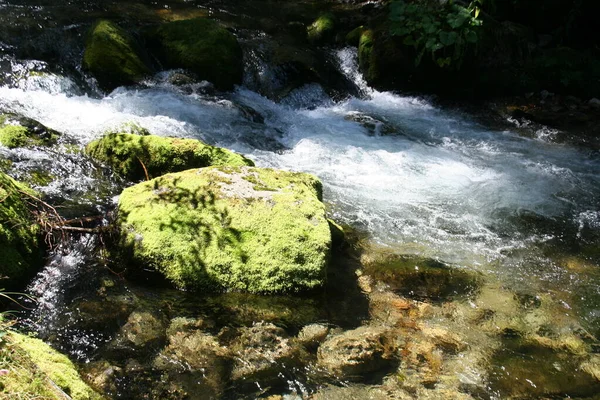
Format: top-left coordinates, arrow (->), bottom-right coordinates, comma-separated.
0,172 -> 42,288
83,20 -> 153,90
0,332 -> 104,399
358,30 -> 376,82
345,26 -> 365,46
117,166 -> 331,293
0,114 -> 60,149
0,125 -> 29,148
307,13 -> 336,44
85,133 -> 253,181
146,18 -> 243,90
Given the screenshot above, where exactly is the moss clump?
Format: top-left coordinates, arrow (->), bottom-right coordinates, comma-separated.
83,20 -> 153,90
85,133 -> 254,181
358,29 -> 376,82
0,172 -> 42,288
307,13 -> 336,44
345,26 -> 365,46
146,18 -> 243,90
116,166 -> 331,293
0,331 -> 104,399
0,114 -> 60,149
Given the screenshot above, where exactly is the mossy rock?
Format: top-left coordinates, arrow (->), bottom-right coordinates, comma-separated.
146,18 -> 243,90
307,13 -> 336,44
83,20 -> 153,91
362,253 -> 480,301
116,166 -> 331,293
0,172 -> 42,288
85,133 -> 253,181
0,331 -> 104,399
0,113 -> 60,149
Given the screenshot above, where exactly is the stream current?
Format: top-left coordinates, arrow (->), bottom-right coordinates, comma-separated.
1,1 -> 600,398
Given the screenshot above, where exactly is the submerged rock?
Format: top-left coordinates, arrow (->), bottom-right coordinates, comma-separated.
0,172 -> 42,288
229,322 -> 305,383
488,337 -> 600,398
83,20 -> 153,90
0,113 -> 60,149
2,332 -> 103,399
362,253 -> 480,301
116,166 -> 331,293
85,132 -> 253,181
153,330 -> 229,398
146,18 -> 243,90
110,310 -> 167,353
317,325 -> 398,381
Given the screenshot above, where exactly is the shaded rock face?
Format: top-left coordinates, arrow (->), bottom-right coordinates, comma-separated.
83,20 -> 153,91
317,325 -> 397,380
0,172 -> 41,288
116,166 -> 331,293
85,133 -> 253,181
146,18 -> 243,90
0,113 -> 60,149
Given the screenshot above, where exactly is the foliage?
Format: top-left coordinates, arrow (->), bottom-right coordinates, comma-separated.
389,0 -> 483,68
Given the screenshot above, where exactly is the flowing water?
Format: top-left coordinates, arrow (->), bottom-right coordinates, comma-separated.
1,1 -> 600,398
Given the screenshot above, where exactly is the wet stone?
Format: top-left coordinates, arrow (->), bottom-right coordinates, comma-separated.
362,254 -> 480,302
229,322 -> 306,384
107,310 -> 167,355
317,325 -> 398,381
488,338 -> 600,398
153,330 -> 229,399
297,323 -> 330,350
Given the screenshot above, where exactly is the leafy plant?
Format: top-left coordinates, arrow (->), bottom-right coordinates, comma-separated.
389,0 -> 483,68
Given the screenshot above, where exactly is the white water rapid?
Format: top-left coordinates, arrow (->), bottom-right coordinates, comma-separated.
1,49 -> 599,316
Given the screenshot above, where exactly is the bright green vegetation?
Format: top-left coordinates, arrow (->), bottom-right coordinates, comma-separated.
0,114 -> 60,149
0,331 -> 104,399
389,0 -> 483,68
85,133 -> 254,181
116,166 -> 331,293
83,20 -> 153,90
307,13 -> 336,44
0,172 -> 41,288
146,18 -> 243,90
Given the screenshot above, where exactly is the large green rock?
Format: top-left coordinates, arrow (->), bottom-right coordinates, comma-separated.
83,20 -> 153,90
146,18 -> 243,90
85,133 -> 254,181
116,166 -> 331,293
0,172 -> 42,288
0,113 -> 60,149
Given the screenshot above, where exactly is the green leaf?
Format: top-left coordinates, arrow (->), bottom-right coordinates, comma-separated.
465,30 -> 478,43
439,31 -> 458,46
425,37 -> 438,50
403,35 -> 416,46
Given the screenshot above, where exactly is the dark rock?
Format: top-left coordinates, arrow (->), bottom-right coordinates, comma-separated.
146,18 -> 243,90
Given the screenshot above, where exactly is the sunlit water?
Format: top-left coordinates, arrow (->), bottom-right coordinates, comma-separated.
2,43 -> 600,397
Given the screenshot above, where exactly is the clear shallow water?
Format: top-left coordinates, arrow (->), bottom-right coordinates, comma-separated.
2,43 -> 600,397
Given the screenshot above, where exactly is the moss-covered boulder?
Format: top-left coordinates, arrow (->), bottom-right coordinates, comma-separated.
307,13 -> 336,44
116,166 -> 331,292
85,133 -> 253,181
0,172 -> 42,288
0,331 -> 104,399
146,18 -> 243,90
83,20 -> 153,91
0,113 -> 60,149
